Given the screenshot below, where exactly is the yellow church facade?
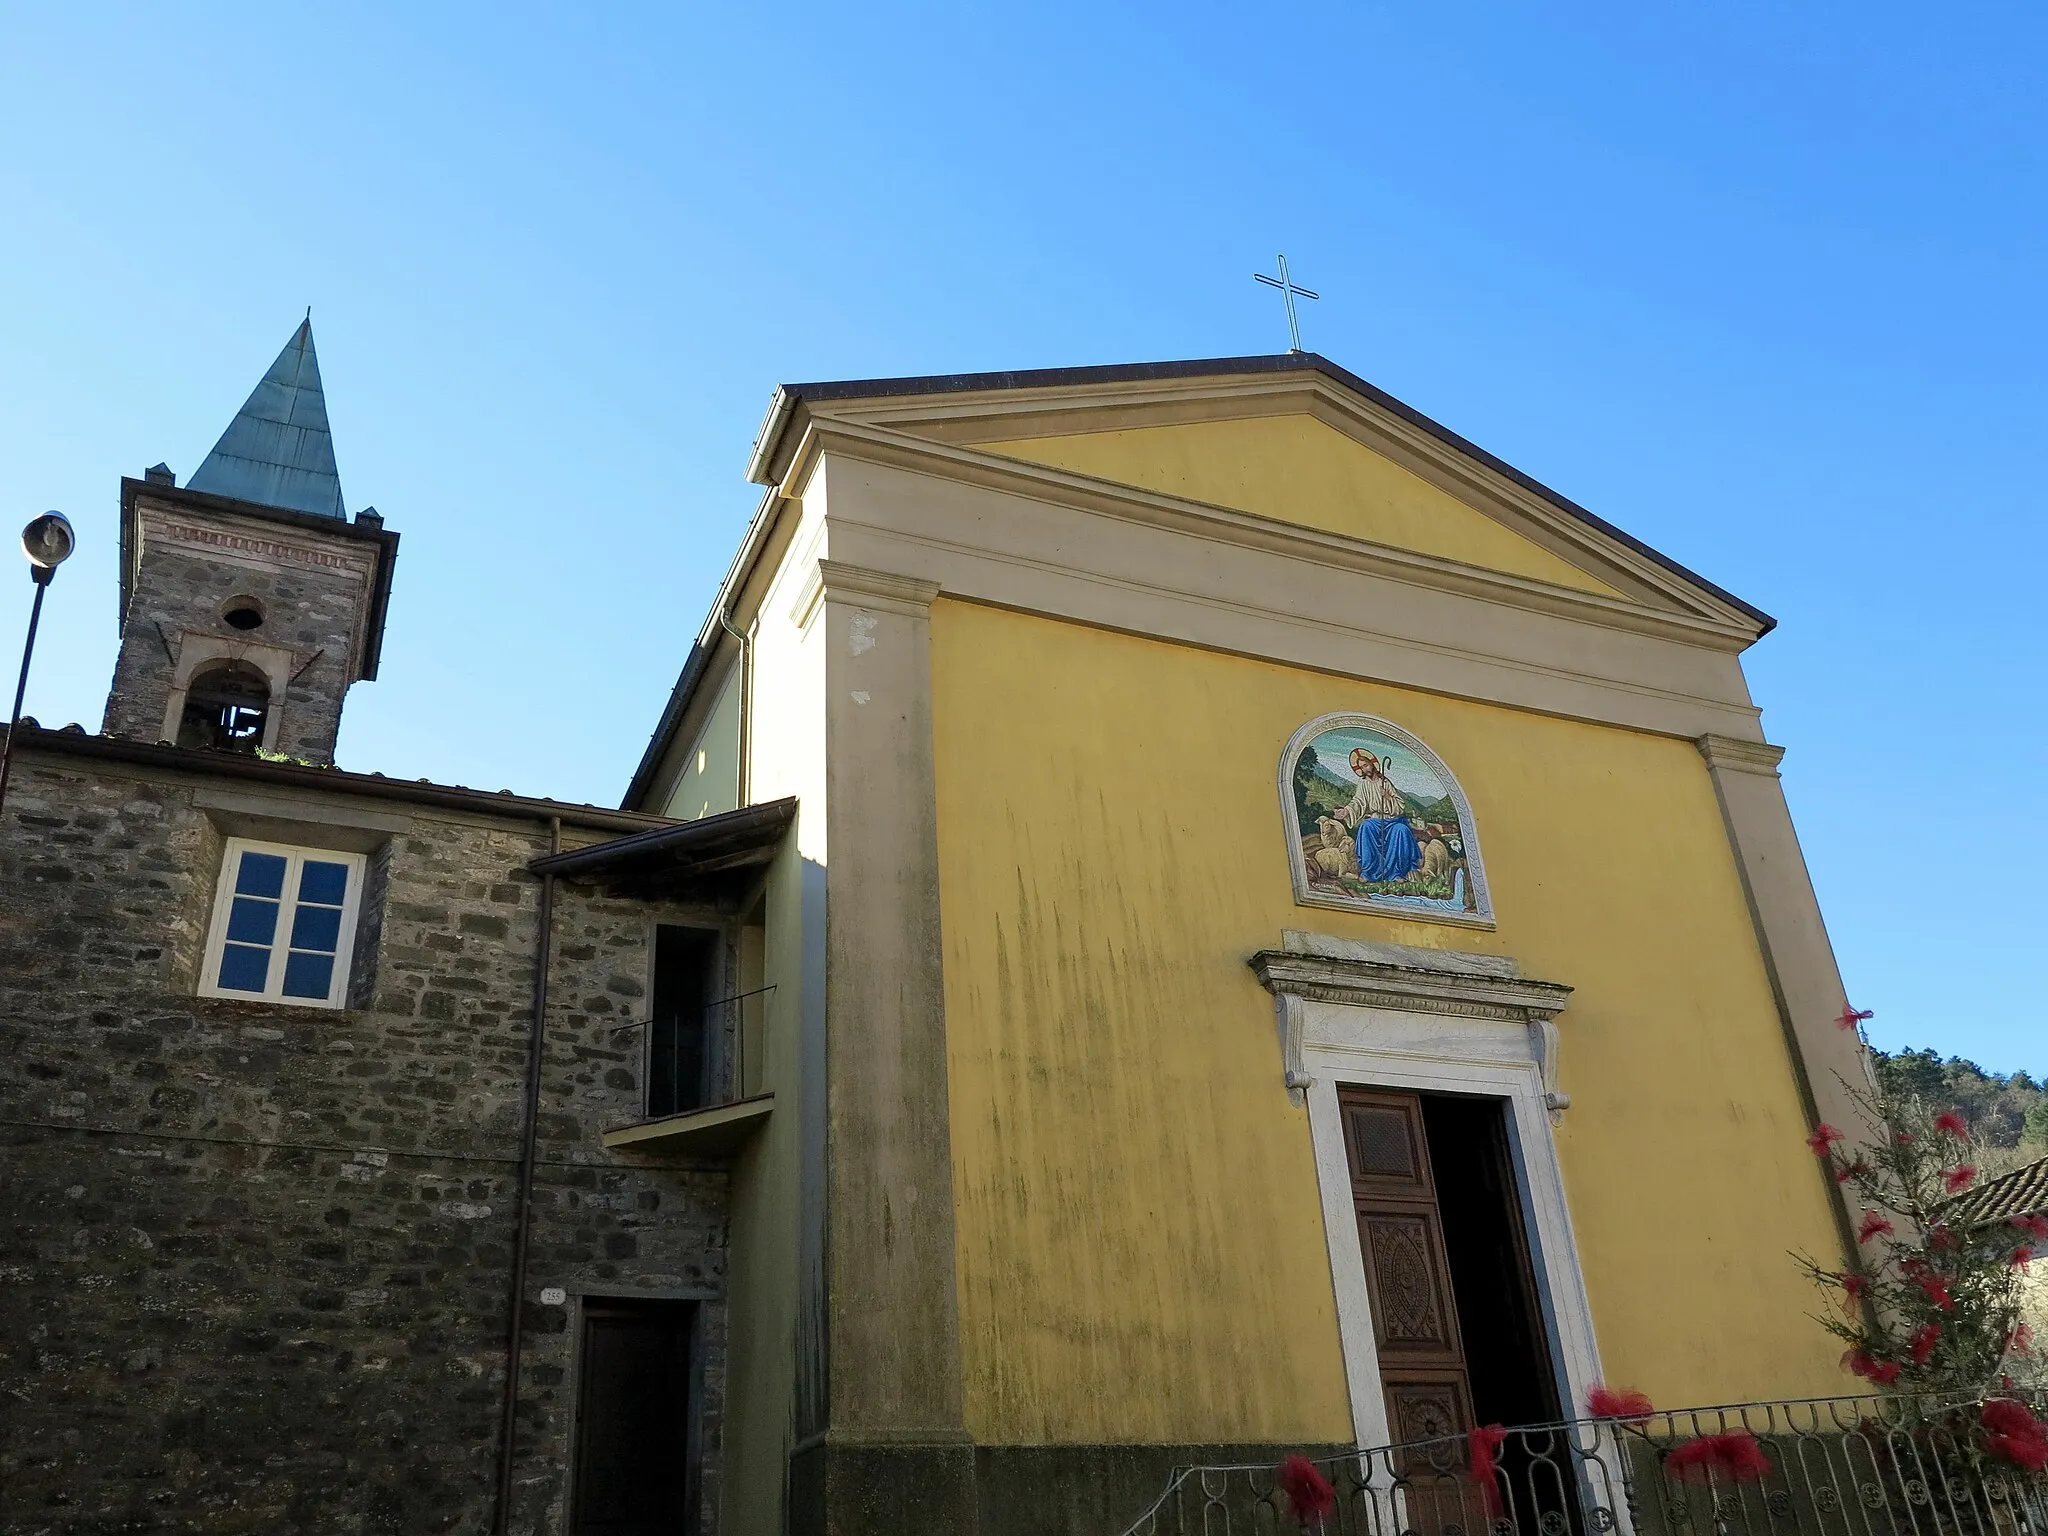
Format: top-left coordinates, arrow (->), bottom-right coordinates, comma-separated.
623,354 -> 1869,1535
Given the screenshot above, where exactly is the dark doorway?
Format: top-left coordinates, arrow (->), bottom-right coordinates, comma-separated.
1418,1093 -> 1561,1432
569,1299 -> 699,1536
648,926 -> 718,1118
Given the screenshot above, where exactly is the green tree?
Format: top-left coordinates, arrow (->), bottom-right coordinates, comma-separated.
1876,1048 -> 1949,1105
2026,1099 -> 2048,1148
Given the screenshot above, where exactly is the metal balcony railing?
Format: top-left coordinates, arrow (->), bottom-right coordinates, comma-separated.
613,983 -> 774,1122
1114,1393 -> 2048,1536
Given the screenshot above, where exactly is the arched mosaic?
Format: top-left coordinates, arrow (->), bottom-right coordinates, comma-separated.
1278,713 -> 1494,925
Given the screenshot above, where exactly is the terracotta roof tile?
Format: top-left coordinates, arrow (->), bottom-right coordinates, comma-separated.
1946,1156 -> 2048,1226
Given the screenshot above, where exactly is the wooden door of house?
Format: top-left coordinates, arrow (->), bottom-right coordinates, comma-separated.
570,1299 -> 698,1536
1339,1087 -> 1475,1453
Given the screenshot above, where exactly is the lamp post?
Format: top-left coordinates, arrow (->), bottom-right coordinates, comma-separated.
0,513 -> 76,820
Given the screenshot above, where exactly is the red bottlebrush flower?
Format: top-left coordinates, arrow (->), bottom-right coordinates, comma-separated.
1909,1324 -> 1941,1363
1944,1165 -> 1977,1194
1468,1425 -> 1510,1514
1895,1130 -> 1916,1145
1915,1272 -> 1954,1310
1981,1400 -> 2048,1473
1807,1123 -> 1845,1156
1933,1109 -> 1970,1140
1927,1223 -> 1960,1252
1837,1004 -> 1874,1031
1666,1431 -> 1772,1483
1588,1385 -> 1656,1422
1277,1454 -> 1336,1525
1844,1348 -> 1902,1384
2012,1214 -> 2048,1242
1857,1211 -> 1894,1244
1841,1273 -> 1867,1303
2011,1246 -> 2036,1269
2010,1323 -> 2034,1354
1833,1157 -> 1870,1185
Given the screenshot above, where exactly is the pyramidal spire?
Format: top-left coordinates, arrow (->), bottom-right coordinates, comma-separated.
186,317 -> 346,518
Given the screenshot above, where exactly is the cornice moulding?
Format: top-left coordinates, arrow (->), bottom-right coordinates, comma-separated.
814,558 -> 941,617
825,373 -> 1756,629
789,418 -> 1759,654
1696,734 -> 1787,777
1249,948 -> 1574,1024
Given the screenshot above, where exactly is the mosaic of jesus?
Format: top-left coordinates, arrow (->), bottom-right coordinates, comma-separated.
1285,719 -> 1488,920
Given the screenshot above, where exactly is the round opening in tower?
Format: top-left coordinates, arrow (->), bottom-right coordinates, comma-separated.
220,598 -> 265,632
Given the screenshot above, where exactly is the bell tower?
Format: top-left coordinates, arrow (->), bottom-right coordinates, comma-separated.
102,320 -> 398,765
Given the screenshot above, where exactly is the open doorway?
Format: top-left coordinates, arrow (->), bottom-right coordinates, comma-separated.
1339,1087 -> 1560,1440
648,926 -> 719,1118
569,1297 -> 700,1536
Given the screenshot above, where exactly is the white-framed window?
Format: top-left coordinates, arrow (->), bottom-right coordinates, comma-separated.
200,838 -> 366,1008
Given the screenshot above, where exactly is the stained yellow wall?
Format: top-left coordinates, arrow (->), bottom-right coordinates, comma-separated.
929,598 -> 1850,1448
981,414 -> 1624,597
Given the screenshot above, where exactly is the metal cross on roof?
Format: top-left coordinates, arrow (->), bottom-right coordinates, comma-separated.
1254,254 -> 1319,353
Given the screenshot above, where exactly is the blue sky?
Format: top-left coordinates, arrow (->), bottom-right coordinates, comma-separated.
1,5 -> 2040,1074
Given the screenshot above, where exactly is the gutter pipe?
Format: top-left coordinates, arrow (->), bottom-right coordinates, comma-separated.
492,814 -> 561,1534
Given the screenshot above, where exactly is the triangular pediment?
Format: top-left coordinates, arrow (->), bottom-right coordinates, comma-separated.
752,354 -> 1770,637
978,413 -> 1623,598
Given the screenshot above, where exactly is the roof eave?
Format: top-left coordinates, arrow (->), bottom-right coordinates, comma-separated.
5,721 -> 674,835
532,795 -> 797,899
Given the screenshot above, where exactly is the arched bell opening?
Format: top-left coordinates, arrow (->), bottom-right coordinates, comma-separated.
176,660 -> 273,754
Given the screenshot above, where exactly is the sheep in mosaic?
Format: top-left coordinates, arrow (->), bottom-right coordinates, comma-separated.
1310,816 -> 1358,880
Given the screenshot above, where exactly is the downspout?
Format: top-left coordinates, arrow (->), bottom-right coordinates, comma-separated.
716,599 -> 752,807
493,814 -> 560,1535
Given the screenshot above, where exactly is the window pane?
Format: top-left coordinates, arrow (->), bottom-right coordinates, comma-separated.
282,951 -> 335,1000
289,904 -> 342,953
297,860 -> 349,907
235,851 -> 288,898
217,943 -> 271,992
226,896 -> 280,945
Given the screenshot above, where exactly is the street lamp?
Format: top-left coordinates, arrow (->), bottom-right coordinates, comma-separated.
0,513 -> 77,819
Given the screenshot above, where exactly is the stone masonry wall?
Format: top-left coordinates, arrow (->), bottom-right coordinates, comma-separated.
103,502 -> 379,764
0,749 -> 732,1535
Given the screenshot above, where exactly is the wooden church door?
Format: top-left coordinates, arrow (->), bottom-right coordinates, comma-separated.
1339,1087 -> 1476,1451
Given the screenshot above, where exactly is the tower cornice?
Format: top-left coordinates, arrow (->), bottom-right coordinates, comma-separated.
118,478 -> 400,680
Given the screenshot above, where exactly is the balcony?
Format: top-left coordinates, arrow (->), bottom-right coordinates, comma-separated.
1113,1393 -> 2048,1536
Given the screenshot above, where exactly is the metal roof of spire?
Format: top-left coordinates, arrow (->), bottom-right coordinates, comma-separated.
186,317 -> 346,517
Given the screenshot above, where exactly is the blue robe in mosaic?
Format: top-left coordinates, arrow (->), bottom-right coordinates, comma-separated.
1354,816 -> 1422,883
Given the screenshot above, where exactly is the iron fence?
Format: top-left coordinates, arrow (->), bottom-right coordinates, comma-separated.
1114,1393 -> 2048,1536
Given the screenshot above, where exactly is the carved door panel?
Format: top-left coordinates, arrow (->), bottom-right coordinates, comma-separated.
1340,1089 -> 1474,1460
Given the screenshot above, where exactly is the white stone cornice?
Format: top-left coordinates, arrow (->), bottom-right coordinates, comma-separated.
804,373 -> 1767,636
1249,948 -> 1574,1024
814,558 -> 941,618
1696,733 -> 1787,777
787,417 -> 1761,652
1251,933 -> 1574,1119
